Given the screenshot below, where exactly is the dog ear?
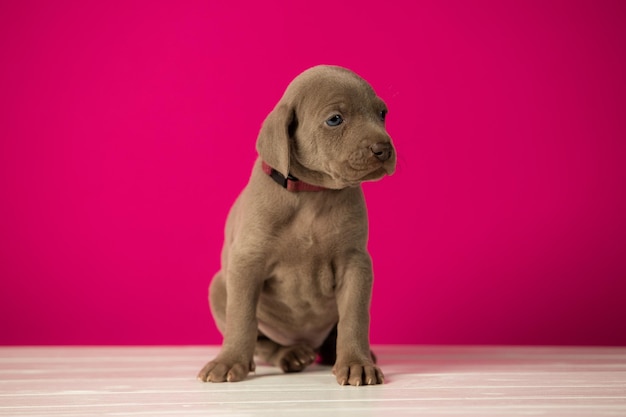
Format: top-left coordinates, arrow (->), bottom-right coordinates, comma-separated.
256,103 -> 296,178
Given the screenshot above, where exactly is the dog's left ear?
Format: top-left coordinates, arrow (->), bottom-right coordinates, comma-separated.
256,103 -> 296,178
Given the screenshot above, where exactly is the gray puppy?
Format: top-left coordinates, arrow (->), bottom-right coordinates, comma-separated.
198,65 -> 396,386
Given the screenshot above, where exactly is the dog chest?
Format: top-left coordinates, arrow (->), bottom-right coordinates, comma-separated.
258,259 -> 339,347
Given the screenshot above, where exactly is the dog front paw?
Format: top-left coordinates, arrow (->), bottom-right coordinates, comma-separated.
197,357 -> 254,383
333,360 -> 384,386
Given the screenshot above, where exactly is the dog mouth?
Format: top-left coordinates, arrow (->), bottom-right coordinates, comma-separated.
352,151 -> 396,176
358,166 -> 390,181
337,160 -> 394,187
312,148 -> 396,188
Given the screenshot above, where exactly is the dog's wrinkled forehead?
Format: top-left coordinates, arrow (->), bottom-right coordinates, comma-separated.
281,66 -> 378,111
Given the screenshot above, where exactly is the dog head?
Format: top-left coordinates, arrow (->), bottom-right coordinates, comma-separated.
256,65 -> 396,190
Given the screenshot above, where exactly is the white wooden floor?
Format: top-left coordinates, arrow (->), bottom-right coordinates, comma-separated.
1,346 -> 625,416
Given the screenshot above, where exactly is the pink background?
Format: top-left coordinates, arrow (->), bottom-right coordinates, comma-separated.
1,1 -> 625,346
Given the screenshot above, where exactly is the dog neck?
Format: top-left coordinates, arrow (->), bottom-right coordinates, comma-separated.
261,161 -> 328,192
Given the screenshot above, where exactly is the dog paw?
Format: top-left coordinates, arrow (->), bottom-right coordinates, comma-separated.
197,358 -> 254,383
333,360 -> 384,386
277,344 -> 317,373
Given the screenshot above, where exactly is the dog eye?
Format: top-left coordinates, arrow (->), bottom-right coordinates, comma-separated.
326,115 -> 344,127
380,109 -> 388,121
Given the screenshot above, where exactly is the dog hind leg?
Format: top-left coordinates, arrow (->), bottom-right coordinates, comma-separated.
255,335 -> 317,373
208,272 -> 227,333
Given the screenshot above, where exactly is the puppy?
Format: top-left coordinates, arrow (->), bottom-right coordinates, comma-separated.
198,65 -> 396,386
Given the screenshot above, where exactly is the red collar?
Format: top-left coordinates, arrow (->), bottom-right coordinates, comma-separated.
261,162 -> 328,192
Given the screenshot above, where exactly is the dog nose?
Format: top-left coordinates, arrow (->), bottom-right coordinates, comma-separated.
370,142 -> 393,162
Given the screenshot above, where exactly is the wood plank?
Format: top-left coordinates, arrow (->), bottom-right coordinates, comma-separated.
0,346 -> 625,416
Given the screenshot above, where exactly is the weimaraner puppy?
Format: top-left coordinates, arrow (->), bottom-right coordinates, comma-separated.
197,65 -> 396,386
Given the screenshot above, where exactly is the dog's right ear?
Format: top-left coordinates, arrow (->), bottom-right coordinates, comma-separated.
256,103 -> 296,178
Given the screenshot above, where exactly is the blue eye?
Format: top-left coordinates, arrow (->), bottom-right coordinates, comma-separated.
326,114 -> 344,126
